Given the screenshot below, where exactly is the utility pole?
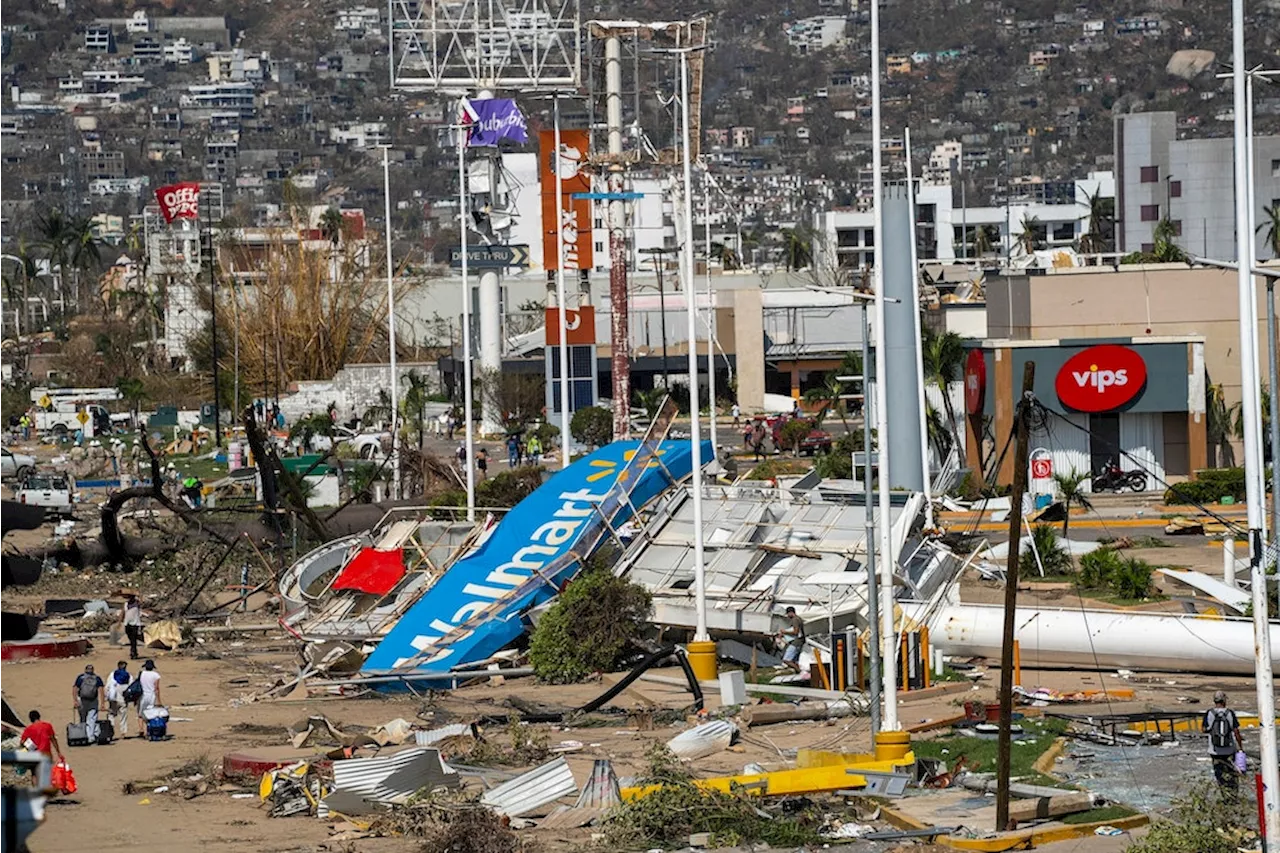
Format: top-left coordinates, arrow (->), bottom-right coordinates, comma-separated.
996,361 -> 1035,831
605,32 -> 632,440
205,200 -> 222,448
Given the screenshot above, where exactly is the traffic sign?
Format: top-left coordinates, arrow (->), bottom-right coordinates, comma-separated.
38,395 -> 51,408
75,410 -> 89,425
1031,458 -> 1052,479
449,244 -> 530,269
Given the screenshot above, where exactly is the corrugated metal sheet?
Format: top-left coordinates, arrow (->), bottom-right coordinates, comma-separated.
573,759 -> 620,808
667,720 -> 737,760
330,747 -> 458,807
539,805 -> 604,829
415,723 -> 473,746
479,756 -> 577,817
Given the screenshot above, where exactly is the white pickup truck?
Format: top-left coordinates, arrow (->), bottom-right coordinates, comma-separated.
308,425 -> 389,459
15,473 -> 74,519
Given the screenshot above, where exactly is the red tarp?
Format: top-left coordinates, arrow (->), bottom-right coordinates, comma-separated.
330,547 -> 406,596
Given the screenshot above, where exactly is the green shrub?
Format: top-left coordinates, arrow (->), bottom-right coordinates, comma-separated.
814,431 -> 864,479
1020,524 -> 1072,575
1129,779 -> 1258,853
1110,556 -> 1154,600
1078,547 -> 1124,589
534,421 -> 560,446
570,406 -> 613,449
528,565 -> 652,683
1164,468 -> 1246,504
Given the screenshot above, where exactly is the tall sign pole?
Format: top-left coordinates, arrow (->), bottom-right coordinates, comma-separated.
605,32 -> 632,440
870,0 -> 898,733
553,95 -> 573,469
383,146 -> 401,500
1231,0 -> 1280,837
458,104 -> 476,521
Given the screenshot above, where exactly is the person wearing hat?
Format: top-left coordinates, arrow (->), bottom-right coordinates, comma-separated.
1203,690 -> 1245,788
72,664 -> 105,742
136,660 -> 162,737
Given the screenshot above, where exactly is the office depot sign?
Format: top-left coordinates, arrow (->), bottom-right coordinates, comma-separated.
1055,345 -> 1147,412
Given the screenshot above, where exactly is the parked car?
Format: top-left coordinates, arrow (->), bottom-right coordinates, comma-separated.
16,473 -> 74,519
1,447 -> 36,481
769,418 -> 834,456
309,425 -> 389,458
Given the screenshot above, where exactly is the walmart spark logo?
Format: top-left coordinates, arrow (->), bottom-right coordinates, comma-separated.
585,447 -> 667,483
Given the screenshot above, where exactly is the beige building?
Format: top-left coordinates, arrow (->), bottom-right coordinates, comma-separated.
979,262 -> 1280,482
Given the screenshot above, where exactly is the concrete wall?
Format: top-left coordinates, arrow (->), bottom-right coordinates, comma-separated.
1170,135 -> 1280,261
733,288 -> 765,412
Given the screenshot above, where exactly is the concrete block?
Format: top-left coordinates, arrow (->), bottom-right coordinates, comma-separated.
719,669 -> 748,706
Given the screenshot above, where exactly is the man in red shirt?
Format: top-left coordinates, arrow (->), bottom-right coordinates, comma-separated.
19,709 -> 62,760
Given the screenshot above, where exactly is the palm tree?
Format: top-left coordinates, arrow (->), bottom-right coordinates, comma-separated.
115,376 -> 147,422
972,225 -> 996,257
35,211 -> 101,310
1016,214 -> 1044,254
1207,383 -> 1240,468
921,326 -> 966,454
804,372 -> 850,431
2,243 -> 38,337
319,207 -> 344,246
401,369 -> 433,449
1259,202 -> 1280,259
925,404 -> 953,460
1151,217 -> 1186,262
1077,188 -> 1113,254
1052,469 -> 1092,538
780,228 -> 812,270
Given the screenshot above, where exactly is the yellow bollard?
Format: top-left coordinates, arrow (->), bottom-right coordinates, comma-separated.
686,640 -> 718,682
874,730 -> 911,762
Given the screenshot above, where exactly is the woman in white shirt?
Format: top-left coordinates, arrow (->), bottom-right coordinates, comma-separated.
136,659 -> 162,736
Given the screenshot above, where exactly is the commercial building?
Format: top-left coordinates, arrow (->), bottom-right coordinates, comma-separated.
1114,111 -> 1280,259
970,263 -> 1280,486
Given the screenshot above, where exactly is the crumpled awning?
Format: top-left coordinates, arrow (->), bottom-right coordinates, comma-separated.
331,548 -> 405,596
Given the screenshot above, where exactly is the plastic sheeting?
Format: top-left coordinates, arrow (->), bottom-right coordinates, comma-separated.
331,548 -> 406,596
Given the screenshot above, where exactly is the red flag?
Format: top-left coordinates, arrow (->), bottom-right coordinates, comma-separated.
154,182 -> 201,223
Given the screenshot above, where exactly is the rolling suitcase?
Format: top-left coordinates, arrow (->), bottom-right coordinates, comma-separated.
96,719 -> 114,744
66,722 -> 90,747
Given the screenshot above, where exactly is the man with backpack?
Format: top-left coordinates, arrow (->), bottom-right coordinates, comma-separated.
72,665 -> 105,742
107,661 -> 132,737
1203,690 -> 1245,789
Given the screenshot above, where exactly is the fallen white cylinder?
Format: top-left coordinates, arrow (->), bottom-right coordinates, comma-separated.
917,603 -> 1279,676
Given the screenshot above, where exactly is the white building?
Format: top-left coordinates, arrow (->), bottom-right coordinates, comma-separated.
125,10 -> 151,33
783,16 -> 847,54
207,48 -> 270,82
335,7 -> 380,33
328,121 -> 388,149
164,38 -> 196,65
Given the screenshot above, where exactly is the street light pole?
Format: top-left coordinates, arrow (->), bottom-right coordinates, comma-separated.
1229,3 -> 1280,838
457,103 -> 476,521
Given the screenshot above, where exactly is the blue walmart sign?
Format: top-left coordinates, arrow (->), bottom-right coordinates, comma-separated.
362,439 -> 707,679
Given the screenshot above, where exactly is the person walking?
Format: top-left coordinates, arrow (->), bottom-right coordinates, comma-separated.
20,710 -> 62,762
476,448 -> 488,481
136,660 -> 162,738
72,664 -> 105,742
1203,690 -> 1245,789
121,593 -> 143,660
506,434 -> 520,467
776,606 -> 806,673
527,435 -> 542,466
731,403 -> 741,427
106,660 -> 131,737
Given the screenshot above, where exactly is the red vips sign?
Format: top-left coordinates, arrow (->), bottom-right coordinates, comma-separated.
539,129 -> 593,272
154,182 -> 201,223
545,305 -> 595,346
1055,345 -> 1147,412
964,349 -> 986,415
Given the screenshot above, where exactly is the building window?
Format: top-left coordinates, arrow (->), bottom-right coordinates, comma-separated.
1141,242 -> 1154,253
1140,165 -> 1159,183
1169,180 -> 1181,198
1170,220 -> 1182,236
1140,204 -> 1160,222
1052,222 -> 1074,241
1273,159 -> 1280,178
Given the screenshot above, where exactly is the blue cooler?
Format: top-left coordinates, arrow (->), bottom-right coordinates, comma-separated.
144,707 -> 169,741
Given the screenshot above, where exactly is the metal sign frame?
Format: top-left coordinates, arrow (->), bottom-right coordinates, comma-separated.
390,0 -> 582,91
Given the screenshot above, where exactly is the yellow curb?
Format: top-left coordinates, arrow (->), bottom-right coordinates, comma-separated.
877,800 -> 1149,851
1032,737 -> 1068,775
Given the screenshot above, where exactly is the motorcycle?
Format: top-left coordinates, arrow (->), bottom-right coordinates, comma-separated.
1092,458 -> 1147,493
